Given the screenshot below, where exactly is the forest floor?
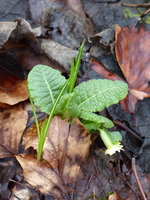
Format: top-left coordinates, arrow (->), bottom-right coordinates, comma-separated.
0,0 -> 150,199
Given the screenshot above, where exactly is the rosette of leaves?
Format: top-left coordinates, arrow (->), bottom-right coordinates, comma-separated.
28,44 -> 128,160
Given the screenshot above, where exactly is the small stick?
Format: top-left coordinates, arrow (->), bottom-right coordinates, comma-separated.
122,3 -> 150,8
113,120 -> 143,142
131,158 -> 147,200
140,8 -> 150,18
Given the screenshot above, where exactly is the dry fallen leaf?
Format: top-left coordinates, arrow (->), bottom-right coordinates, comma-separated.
23,116 -> 91,182
0,104 -> 28,158
90,59 -> 122,81
91,25 -> 150,113
16,155 -> 65,199
16,116 -> 91,198
0,69 -> 28,106
48,0 -> 96,33
0,22 -> 17,49
115,25 -> 150,113
41,39 -> 78,71
54,0 -> 87,18
108,192 -> 122,200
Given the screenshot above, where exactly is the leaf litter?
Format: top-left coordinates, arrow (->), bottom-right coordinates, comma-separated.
0,104 -> 28,158
0,0 -> 150,199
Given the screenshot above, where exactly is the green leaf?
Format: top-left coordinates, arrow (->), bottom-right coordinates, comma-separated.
80,120 -> 102,131
67,79 -> 128,116
54,93 -> 73,116
80,110 -> 114,129
28,65 -> 67,114
109,131 -> 122,144
68,40 -> 85,93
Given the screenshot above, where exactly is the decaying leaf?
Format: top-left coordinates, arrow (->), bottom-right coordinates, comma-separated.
53,0 -> 88,18
90,59 -> 122,81
17,116 -> 91,198
0,159 -> 21,200
0,69 -> 28,106
41,39 -> 79,71
0,104 -> 28,158
115,25 -> 150,113
91,25 -> 150,113
0,22 -> 17,49
16,155 -> 65,199
108,192 -> 121,200
23,116 -> 91,181
10,184 -> 40,200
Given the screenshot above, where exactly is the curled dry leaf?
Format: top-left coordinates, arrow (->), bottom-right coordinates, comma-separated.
20,116 -> 91,197
91,25 -> 150,113
0,69 -> 28,106
0,104 -> 28,158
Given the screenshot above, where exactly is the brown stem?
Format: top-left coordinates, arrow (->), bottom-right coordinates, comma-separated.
131,158 -> 148,200
113,120 -> 143,142
140,8 -> 150,18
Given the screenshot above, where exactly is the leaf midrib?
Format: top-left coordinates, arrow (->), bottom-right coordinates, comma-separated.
78,85 -> 121,109
42,70 -> 54,104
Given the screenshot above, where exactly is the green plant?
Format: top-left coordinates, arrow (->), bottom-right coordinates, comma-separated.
123,8 -> 150,24
27,42 -> 128,160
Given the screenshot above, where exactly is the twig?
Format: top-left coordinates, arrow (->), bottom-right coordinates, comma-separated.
113,120 -> 143,142
140,8 -> 150,19
131,158 -> 147,200
122,3 -> 150,8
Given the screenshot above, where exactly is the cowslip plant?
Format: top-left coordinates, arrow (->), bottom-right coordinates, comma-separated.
27,42 -> 128,160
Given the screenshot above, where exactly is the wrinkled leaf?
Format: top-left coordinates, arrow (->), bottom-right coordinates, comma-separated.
68,79 -> 128,116
0,104 -> 28,158
79,110 -> 114,128
28,65 -> 67,114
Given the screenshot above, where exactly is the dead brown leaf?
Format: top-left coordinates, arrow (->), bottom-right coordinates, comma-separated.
0,69 -> 28,106
0,104 -> 28,158
16,155 -> 65,199
90,59 -> 122,81
115,25 -> 150,113
23,116 -> 91,182
91,25 -> 150,113
16,116 -> 91,198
